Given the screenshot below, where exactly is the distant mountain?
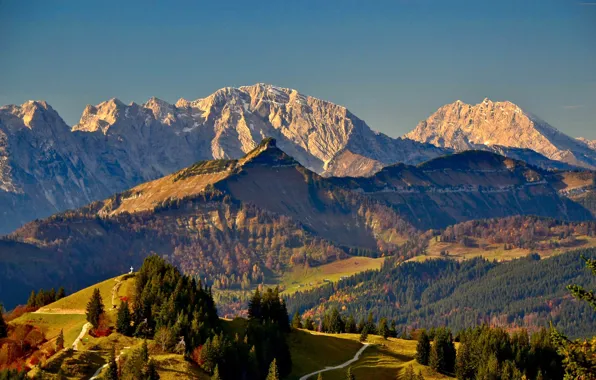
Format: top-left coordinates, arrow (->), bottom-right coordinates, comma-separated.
0,84 -> 445,234
405,98 -> 596,169
1,140 -> 593,308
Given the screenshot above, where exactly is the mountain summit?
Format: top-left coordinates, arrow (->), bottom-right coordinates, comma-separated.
0,84 -> 446,234
405,98 -> 596,169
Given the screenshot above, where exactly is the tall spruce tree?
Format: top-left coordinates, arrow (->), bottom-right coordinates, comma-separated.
378,318 -> 389,339
551,255 -> 596,378
0,304 -> 6,339
55,329 -> 64,351
86,288 -> 104,329
416,329 -> 431,365
266,358 -> 279,380
117,300 -> 132,336
248,289 -> 262,320
291,312 -> 302,329
106,346 -> 118,380
346,366 -> 356,380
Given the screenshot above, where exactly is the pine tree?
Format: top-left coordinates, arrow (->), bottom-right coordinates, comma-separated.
359,326 -> 368,342
55,329 -> 64,350
429,328 -> 456,374
345,314 -> 356,333
346,366 -> 356,380
248,289 -> 262,320
305,316 -> 315,331
0,305 -> 7,339
140,340 -> 149,363
416,329 -> 431,365
117,300 -> 132,336
378,318 -> 389,339
106,346 -> 118,380
86,288 -> 104,329
551,254 -> 596,379
145,359 -> 159,380
27,290 -> 36,308
403,364 -> 416,380
266,358 -> 279,380
291,312 -> 302,329
455,340 -> 473,379
211,365 -> 221,380
56,287 -> 66,300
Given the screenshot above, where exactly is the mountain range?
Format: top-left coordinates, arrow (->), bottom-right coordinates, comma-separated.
1,137 -> 594,308
0,84 -> 595,236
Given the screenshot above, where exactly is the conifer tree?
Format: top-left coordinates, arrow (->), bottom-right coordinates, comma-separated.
117,300 -> 132,336
145,359 -> 159,380
359,326 -> 368,342
304,316 -> 315,331
0,305 -> 7,339
106,346 -> 118,380
56,287 -> 66,300
211,365 -> 221,380
86,288 -> 104,329
416,329 -> 431,365
266,358 -> 279,380
403,364 -> 416,380
551,255 -> 596,378
248,289 -> 262,320
291,312 -> 302,329
345,314 -> 356,333
27,290 -> 36,308
55,329 -> 64,350
378,318 -> 389,339
346,366 -> 355,380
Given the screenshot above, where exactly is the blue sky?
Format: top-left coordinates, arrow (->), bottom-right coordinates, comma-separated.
1,0 -> 595,138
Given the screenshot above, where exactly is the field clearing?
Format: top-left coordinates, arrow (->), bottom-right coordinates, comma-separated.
304,333 -> 454,380
409,235 -> 596,263
280,256 -> 384,295
287,330 -> 363,380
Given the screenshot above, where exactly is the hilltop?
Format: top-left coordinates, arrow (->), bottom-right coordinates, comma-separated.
405,98 -> 596,169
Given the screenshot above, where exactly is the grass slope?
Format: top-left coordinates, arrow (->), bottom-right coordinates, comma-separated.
299,333 -> 454,380
280,257 -> 384,295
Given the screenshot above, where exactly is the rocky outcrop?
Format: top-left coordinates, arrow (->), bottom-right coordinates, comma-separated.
405,99 -> 596,169
0,84 -> 446,234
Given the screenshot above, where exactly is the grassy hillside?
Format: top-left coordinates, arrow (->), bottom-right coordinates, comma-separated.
288,331 -> 454,380
280,256 -> 384,295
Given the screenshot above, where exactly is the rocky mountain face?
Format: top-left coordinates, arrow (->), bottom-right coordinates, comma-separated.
405,99 -> 596,169
1,140 -> 593,307
0,84 -> 446,234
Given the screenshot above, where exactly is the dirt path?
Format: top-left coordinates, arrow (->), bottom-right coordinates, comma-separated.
89,346 -> 130,380
72,322 -> 92,351
299,343 -> 371,380
111,277 -> 122,308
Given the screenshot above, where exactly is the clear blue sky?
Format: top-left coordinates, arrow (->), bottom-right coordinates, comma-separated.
1,0 -> 595,138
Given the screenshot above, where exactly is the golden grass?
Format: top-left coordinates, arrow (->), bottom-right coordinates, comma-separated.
280,256 -> 384,295
110,171 -> 231,214
37,273 -> 136,315
11,312 -> 87,348
409,235 -> 596,264
305,333 -> 454,380
288,329 -> 364,380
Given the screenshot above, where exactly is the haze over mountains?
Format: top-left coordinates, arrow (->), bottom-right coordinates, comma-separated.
1,84 -> 595,235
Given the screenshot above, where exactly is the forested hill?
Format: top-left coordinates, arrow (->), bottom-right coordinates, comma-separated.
285,248 -> 596,339
0,139 -> 595,310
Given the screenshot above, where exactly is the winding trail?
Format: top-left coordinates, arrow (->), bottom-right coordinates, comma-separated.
72,322 -> 92,351
89,346 -> 130,380
299,343 -> 371,380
